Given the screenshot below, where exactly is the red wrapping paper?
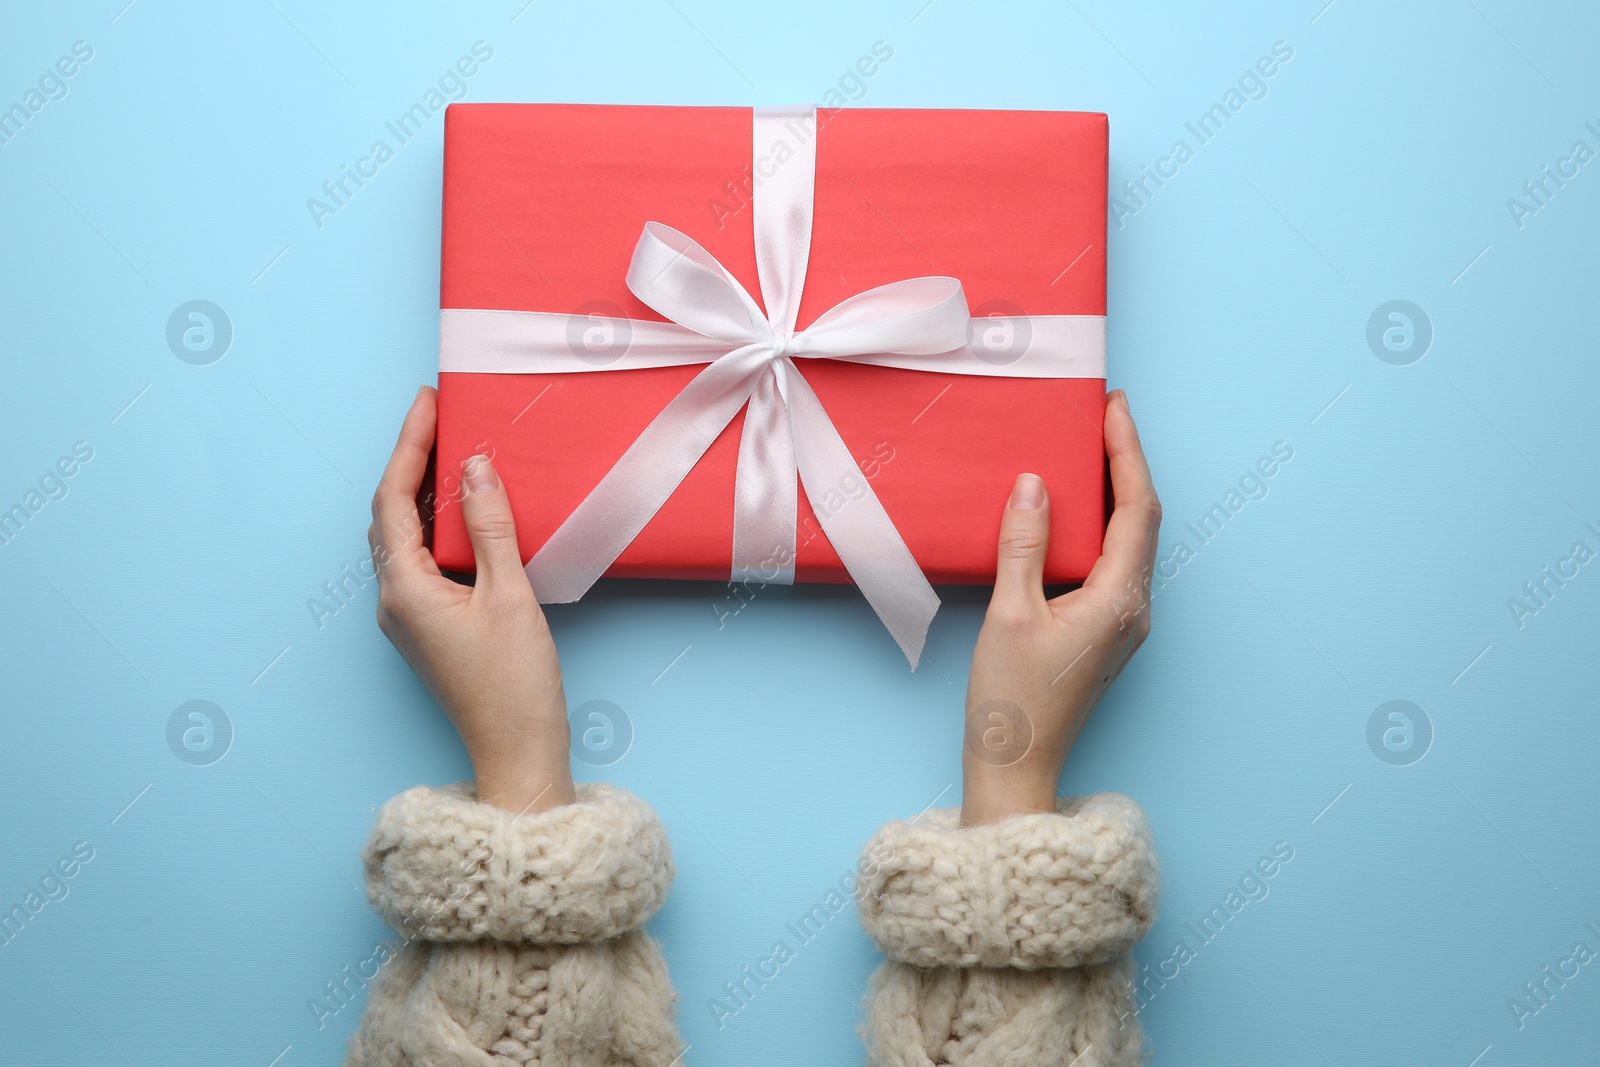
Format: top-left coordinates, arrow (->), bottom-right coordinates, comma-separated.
433,103 -> 1107,585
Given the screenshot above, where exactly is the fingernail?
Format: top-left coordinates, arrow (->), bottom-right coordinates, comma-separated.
1009,473 -> 1045,510
464,454 -> 497,494
1110,389 -> 1128,411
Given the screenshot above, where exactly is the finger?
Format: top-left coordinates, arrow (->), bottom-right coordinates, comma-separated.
372,386 -> 439,576
1084,390 -> 1160,594
459,454 -> 532,598
991,472 -> 1051,617
366,517 -> 420,584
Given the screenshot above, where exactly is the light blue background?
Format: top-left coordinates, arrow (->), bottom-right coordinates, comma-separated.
2,1 -> 1596,1064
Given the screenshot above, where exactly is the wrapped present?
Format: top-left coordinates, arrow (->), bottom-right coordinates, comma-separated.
434,103 -> 1108,665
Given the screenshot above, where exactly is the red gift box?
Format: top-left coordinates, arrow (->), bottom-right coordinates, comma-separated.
434,103 -> 1106,591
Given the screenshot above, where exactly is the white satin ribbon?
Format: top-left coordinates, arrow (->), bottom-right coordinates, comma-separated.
438,106 -> 1106,667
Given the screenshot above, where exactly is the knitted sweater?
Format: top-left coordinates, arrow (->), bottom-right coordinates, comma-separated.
347,784 -> 1158,1066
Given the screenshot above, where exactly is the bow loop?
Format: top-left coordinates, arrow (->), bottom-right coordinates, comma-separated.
626,222 -> 772,345
791,277 -> 972,359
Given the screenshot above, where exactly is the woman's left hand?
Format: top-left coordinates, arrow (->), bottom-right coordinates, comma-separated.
368,386 -> 574,815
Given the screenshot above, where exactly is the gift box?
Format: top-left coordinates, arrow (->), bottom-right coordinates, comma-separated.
433,103 -> 1108,661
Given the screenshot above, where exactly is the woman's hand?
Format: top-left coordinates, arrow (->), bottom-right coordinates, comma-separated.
368,386 -> 574,815
962,390 -> 1160,826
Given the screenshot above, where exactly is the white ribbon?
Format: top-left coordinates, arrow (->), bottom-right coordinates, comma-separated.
439,106 -> 1106,667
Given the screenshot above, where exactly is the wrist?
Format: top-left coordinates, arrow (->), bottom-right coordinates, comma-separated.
961,757 -> 1060,826
473,749 -> 575,815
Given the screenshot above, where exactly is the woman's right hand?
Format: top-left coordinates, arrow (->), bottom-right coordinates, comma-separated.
961,390 -> 1160,825
368,386 -> 574,815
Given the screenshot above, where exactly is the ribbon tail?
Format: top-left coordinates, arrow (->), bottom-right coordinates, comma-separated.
731,364 -> 797,585
526,346 -> 767,602
784,371 -> 940,668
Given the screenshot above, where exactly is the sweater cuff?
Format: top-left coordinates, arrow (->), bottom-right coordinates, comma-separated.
857,793 -> 1157,970
362,782 -> 672,944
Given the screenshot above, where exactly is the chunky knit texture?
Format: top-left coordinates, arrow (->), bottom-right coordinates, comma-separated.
857,794 -> 1158,1066
346,785 -> 1157,1067
346,782 -> 682,1066
363,782 -> 673,945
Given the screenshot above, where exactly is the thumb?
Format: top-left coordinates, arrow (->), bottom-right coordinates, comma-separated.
992,473 -> 1050,614
460,454 -> 528,594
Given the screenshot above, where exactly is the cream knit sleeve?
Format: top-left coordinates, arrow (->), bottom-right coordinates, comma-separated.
856,793 -> 1159,1067
344,782 -> 683,1067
